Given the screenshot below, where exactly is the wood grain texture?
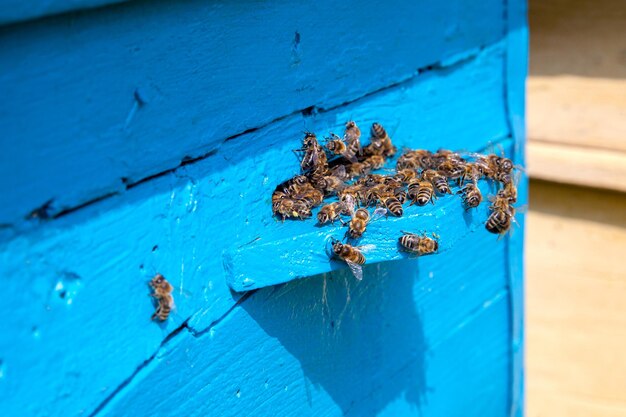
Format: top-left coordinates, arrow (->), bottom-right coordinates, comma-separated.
0,0 -> 505,228
527,180 -> 626,417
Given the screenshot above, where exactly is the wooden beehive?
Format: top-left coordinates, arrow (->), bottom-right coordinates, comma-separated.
0,1 -> 527,416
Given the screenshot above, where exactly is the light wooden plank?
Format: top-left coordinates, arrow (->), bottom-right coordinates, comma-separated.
527,180 -> 626,417
528,76 -> 626,153
527,141 -> 626,193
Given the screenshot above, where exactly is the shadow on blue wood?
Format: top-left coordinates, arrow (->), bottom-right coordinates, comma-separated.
243,261 -> 429,415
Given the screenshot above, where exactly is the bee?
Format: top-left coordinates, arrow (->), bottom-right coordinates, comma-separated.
290,175 -> 310,186
274,198 -> 310,220
288,181 -> 324,206
346,208 -> 371,239
394,168 -> 418,184
407,178 -> 435,206
421,169 -> 451,194
297,133 -> 328,173
346,206 -> 387,239
398,231 -> 439,256
338,185 -> 362,206
474,153 -> 514,181
310,174 -> 345,195
325,133 -> 358,163
363,154 -> 386,170
379,195 -> 403,216
485,195 -> 515,236
317,196 -> 354,225
360,183 -> 386,207
497,172 -> 519,204
356,174 -> 385,187
397,149 -> 435,170
345,162 -> 370,179
317,202 -> 344,224
437,157 -> 466,180
149,274 -> 174,321
328,238 -> 373,281
370,122 -> 396,157
272,189 -> 289,211
458,181 -> 483,209
344,121 -> 362,158
393,186 -> 407,204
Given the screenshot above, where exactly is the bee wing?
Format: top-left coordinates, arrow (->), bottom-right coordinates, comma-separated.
342,151 -> 358,164
331,165 -> 347,180
371,206 -> 388,221
345,260 -> 364,281
342,195 -> 356,216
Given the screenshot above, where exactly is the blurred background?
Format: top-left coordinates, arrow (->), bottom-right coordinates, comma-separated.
526,0 -> 626,416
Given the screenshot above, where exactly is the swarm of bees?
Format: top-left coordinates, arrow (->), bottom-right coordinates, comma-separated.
271,121 -> 522,281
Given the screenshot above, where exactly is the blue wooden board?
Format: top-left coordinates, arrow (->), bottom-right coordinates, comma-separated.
0,0 -> 527,416
0,0 -> 504,228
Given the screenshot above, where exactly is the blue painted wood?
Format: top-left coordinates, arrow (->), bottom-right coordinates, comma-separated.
0,0 -> 504,229
0,0 -> 527,416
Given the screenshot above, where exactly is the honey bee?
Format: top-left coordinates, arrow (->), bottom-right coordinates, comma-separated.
317,202 -> 344,224
363,154 -> 386,170
346,206 -> 387,239
398,231 -> 439,256
274,198 -> 311,220
458,181 -> 483,209
298,133 -> 328,173
421,169 -> 451,194
317,195 -> 354,225
325,133 -> 358,163
498,173 -> 519,204
393,186 -> 407,204
474,153 -> 514,182
346,208 -> 371,239
394,168 -> 418,184
310,174 -> 345,195
328,238 -> 374,281
344,121 -> 362,158
369,122 -> 396,157
345,161 -> 370,179
407,178 -> 435,206
149,274 -> 174,321
437,157 -> 466,180
289,182 -> 324,206
397,149 -> 435,170
485,195 -> 516,236
379,195 -> 403,216
360,183 -> 386,207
